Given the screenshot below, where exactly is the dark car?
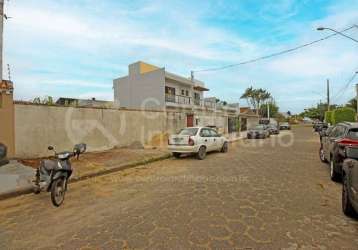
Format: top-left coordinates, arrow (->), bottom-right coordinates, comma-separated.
0,143 -> 9,167
247,125 -> 270,139
267,124 -> 280,135
342,146 -> 358,217
314,122 -> 328,132
319,122 -> 358,181
279,122 -> 291,130
319,126 -> 333,144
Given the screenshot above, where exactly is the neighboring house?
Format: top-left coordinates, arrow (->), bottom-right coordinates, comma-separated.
113,61 -> 239,112
113,61 -> 240,133
239,107 -> 259,131
113,61 -> 212,110
0,80 -> 15,157
56,97 -> 113,108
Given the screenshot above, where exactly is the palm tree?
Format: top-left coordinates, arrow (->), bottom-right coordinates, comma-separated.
241,87 -> 272,115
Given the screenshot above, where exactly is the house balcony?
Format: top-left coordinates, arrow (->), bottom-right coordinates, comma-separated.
165,94 -> 218,109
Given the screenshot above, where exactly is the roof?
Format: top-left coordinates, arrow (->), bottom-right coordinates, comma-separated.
338,122 -> 358,128
165,71 -> 208,91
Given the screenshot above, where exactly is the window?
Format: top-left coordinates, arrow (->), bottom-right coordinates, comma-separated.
165,86 -> 176,95
181,90 -> 185,96
209,129 -> 219,137
185,90 -> 189,96
194,93 -> 200,100
336,126 -> 346,137
200,128 -> 211,137
179,128 -> 199,136
347,128 -> 358,139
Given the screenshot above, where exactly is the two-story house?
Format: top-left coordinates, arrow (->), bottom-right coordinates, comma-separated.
113,61 -> 212,110
113,61 -> 239,131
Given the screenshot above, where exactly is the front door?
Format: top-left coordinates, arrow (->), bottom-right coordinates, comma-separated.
187,114 -> 194,127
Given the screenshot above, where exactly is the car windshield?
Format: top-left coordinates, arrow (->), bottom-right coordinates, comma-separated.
254,125 -> 265,130
281,123 -> 288,126
178,128 -> 199,136
347,128 -> 358,139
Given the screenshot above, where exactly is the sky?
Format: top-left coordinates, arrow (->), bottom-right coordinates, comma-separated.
3,0 -> 358,113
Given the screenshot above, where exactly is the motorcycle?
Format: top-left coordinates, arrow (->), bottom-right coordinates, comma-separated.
33,143 -> 86,207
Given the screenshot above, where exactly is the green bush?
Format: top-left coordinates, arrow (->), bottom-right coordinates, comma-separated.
324,111 -> 333,124
236,118 -> 241,132
331,107 -> 356,125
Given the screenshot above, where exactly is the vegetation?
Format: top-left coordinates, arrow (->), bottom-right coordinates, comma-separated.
324,111 -> 333,124
32,96 -> 54,105
260,102 -> 279,118
240,87 -> 272,114
331,107 -> 356,125
346,98 -> 357,112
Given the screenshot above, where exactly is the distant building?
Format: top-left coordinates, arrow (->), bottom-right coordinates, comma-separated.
239,107 -> 259,131
56,97 -> 113,108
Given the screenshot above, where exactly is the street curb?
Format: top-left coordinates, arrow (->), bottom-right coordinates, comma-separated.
0,153 -> 172,201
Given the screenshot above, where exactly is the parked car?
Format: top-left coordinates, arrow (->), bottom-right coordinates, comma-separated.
168,127 -> 228,160
247,125 -> 270,139
279,122 -> 291,130
319,126 -> 333,144
319,122 -> 358,181
267,124 -> 280,135
314,122 -> 328,132
342,146 -> 358,217
0,143 -> 9,167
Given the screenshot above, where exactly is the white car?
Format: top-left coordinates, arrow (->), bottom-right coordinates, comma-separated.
168,127 -> 229,160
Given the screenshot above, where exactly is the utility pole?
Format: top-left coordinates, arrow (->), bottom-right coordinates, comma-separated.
327,79 -> 330,111
0,0 -> 4,81
356,84 -> 358,116
267,101 -> 270,120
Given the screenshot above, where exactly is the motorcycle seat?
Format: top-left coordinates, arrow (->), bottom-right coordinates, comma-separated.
41,159 -> 58,172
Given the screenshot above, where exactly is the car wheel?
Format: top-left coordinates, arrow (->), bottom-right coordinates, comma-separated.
221,142 -> 228,153
173,152 -> 181,159
319,147 -> 327,163
342,174 -> 356,217
197,146 -> 207,160
330,157 -> 340,182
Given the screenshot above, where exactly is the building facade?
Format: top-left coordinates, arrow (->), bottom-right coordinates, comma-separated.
113,61 -> 240,132
0,80 -> 15,157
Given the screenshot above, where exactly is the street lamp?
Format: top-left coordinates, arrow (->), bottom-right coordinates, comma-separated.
317,26 -> 358,43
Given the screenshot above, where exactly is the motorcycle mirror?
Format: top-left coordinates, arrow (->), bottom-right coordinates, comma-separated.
48,146 -> 54,151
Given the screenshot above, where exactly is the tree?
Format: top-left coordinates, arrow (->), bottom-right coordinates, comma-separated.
260,103 -> 279,118
346,98 -> 357,112
240,87 -> 272,114
32,96 -> 54,105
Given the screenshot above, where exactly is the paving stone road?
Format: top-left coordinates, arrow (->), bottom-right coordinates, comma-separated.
1,126 -> 358,249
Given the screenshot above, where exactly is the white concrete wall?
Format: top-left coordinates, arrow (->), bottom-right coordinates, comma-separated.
14,104 -> 239,158
114,69 -> 166,110
15,104 -> 167,158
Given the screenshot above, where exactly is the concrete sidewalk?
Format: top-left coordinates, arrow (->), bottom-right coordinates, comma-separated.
0,148 -> 171,200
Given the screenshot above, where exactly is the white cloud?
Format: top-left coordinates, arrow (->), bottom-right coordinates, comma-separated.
3,0 -> 358,113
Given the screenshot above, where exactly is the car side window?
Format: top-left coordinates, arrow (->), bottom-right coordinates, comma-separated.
209,129 -> 219,137
329,127 -> 338,137
336,126 -> 345,138
200,129 -> 211,137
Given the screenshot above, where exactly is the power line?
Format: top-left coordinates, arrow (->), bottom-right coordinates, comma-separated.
193,25 -> 357,73
331,69 -> 358,102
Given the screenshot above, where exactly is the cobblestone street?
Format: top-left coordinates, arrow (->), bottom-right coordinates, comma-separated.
1,126 -> 357,249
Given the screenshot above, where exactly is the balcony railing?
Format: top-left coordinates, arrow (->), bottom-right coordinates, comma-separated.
165,94 -> 237,111
165,94 -> 192,105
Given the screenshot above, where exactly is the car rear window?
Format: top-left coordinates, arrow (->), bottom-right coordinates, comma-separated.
255,125 -> 265,130
347,128 -> 358,139
179,128 -> 198,136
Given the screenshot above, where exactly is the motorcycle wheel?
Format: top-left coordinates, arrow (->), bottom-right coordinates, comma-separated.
51,178 -> 66,207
